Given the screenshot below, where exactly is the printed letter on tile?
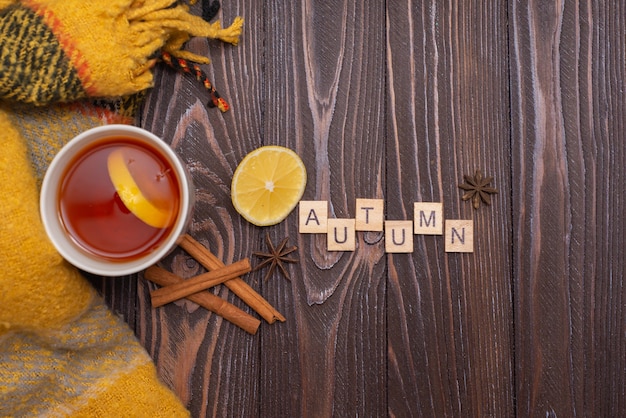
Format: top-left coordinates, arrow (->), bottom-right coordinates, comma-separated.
445,219 -> 474,253
355,198 -> 384,231
299,201 -> 328,233
327,219 -> 356,251
413,202 -> 443,235
385,220 -> 414,253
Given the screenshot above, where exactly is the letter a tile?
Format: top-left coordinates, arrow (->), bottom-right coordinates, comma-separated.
445,219 -> 474,253
299,201 -> 328,233
327,219 -> 356,251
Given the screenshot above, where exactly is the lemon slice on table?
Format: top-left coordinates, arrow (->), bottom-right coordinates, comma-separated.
231,145 -> 307,226
107,149 -> 174,229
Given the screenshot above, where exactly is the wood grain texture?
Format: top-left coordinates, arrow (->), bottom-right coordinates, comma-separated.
262,1 -> 387,416
386,1 -> 514,416
510,1 -> 626,416
91,0 -> 626,416
86,274 -> 137,327
136,2 -> 265,416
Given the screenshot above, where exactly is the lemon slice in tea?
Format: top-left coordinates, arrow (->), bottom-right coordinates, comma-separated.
107,148 -> 175,229
231,146 -> 307,226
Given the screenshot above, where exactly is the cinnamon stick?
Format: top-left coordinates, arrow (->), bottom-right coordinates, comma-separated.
150,258 -> 251,307
144,266 -> 260,335
179,234 -> 286,323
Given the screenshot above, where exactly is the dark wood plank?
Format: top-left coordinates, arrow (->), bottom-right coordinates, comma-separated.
86,274 -> 137,327
386,1 -> 514,416
261,1 -> 387,417
510,1 -> 626,416
135,2 -> 265,416
91,0 -> 626,416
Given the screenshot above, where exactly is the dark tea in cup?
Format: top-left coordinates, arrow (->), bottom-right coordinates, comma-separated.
41,125 -> 193,276
58,138 -> 180,260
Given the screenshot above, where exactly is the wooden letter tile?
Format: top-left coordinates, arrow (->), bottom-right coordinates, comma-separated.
355,198 -> 384,231
385,220 -> 414,253
413,202 -> 443,235
445,219 -> 474,253
327,219 -> 356,251
299,201 -> 328,233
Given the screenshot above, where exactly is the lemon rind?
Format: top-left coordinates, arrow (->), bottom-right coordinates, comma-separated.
107,149 -> 174,229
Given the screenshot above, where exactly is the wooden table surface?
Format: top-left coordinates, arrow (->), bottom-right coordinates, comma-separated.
90,1 -> 626,416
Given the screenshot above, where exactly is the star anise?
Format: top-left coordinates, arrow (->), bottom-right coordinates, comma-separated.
459,170 -> 498,209
252,233 -> 298,281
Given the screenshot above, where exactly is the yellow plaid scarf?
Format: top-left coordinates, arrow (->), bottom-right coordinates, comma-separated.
0,0 -> 242,415
0,0 -> 242,104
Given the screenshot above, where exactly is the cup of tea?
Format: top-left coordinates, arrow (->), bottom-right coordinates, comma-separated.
40,125 -> 194,276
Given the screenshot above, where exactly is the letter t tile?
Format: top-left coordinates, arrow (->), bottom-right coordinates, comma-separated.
355,198 -> 384,231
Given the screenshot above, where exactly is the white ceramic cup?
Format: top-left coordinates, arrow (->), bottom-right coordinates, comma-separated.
40,125 -> 194,276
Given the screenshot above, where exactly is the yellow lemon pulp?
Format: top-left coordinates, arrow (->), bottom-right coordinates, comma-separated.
107,148 -> 175,229
231,145 -> 307,226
